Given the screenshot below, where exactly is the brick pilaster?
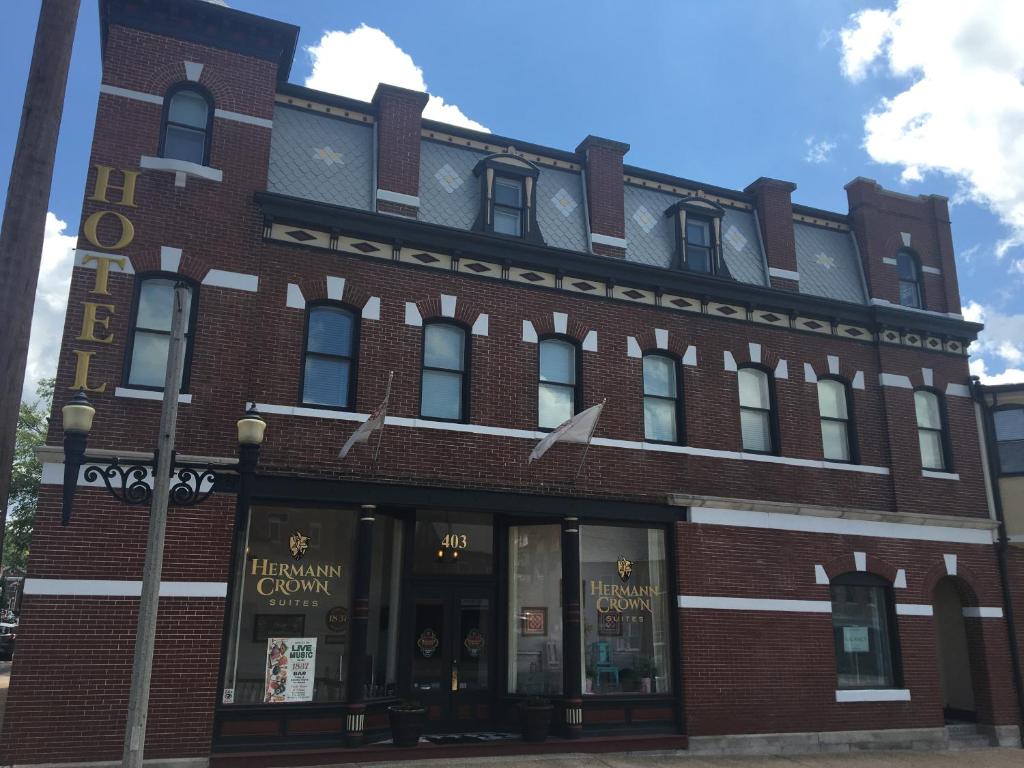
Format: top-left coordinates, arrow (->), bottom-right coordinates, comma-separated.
372,84 -> 429,218
745,177 -> 799,291
576,135 -> 629,258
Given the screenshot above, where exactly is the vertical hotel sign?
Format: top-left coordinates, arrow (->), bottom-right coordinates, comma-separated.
68,165 -> 141,393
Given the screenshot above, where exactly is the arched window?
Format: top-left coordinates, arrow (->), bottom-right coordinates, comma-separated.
160,84 -> 212,166
738,366 -> 774,453
643,354 -> 681,442
126,276 -> 197,391
538,338 -> 577,429
896,250 -> 922,309
915,389 -> 947,470
830,572 -> 901,689
421,322 -> 468,421
302,304 -> 357,408
818,378 -> 854,462
994,407 -> 1024,474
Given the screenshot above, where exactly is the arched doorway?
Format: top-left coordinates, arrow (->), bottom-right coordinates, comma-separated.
933,577 -> 976,721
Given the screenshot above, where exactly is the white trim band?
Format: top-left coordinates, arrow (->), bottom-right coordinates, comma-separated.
768,267 -> 800,281
253,403 -> 890,476
140,155 -> 223,182
214,108 -> 272,128
25,578 -> 227,598
590,232 -> 628,249
201,269 -> 259,292
115,387 -> 192,404
99,83 -> 163,105
835,689 -> 911,703
678,595 -> 831,613
922,470 -> 960,481
895,604 -> 933,616
688,507 -> 994,545
376,189 -> 421,207
870,298 -> 963,320
962,606 -> 1003,618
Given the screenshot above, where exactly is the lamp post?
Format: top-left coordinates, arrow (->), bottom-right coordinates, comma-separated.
60,390 -> 94,526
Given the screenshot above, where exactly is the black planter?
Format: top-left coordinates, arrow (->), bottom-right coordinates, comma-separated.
520,703 -> 553,743
388,706 -> 427,747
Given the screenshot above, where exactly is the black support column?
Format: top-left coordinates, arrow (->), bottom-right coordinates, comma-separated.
561,516 -> 583,737
345,504 -> 376,746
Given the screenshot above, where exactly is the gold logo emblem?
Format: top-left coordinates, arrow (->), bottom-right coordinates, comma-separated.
616,555 -> 633,583
289,531 -> 310,560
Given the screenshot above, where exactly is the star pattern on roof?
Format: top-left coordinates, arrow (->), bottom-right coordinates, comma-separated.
551,188 -> 578,217
632,205 -> 657,234
312,146 -> 343,166
435,163 -> 463,193
724,225 -> 748,252
815,252 -> 836,270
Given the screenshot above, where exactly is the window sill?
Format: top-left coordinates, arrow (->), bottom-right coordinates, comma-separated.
140,155 -> 223,187
922,470 -> 960,480
115,387 -> 192,404
835,689 -> 910,703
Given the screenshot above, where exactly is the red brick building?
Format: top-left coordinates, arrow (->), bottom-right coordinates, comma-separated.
3,0 -> 1021,764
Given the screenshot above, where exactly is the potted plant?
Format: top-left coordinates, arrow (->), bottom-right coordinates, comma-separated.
388,700 -> 426,747
520,696 -> 553,743
636,659 -> 657,693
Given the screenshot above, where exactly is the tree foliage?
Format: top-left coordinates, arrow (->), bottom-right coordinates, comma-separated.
2,378 -> 53,571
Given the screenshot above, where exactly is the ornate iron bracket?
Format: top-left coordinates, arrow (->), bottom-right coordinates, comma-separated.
80,451 -> 221,509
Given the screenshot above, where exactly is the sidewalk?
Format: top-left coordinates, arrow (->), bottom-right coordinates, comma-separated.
347,749 -> 1024,768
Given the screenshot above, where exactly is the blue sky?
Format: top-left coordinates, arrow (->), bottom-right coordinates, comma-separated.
3,0 -> 1023,401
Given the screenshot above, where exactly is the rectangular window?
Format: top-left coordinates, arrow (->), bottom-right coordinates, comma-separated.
421,324 -> 466,421
818,379 -> 851,462
995,408 -> 1024,474
914,390 -> 946,470
223,506 -> 357,704
581,525 -> 672,696
507,525 -> 563,695
643,355 -> 678,442
492,177 -> 523,236
539,339 -> 576,429
830,577 -> 897,689
738,367 -> 773,453
303,306 -> 356,408
127,278 -> 194,390
685,219 -> 712,273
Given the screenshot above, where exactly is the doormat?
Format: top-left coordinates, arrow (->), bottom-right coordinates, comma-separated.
423,732 -> 518,744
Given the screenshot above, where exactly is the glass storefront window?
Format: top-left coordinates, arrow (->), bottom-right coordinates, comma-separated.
580,525 -> 671,695
223,507 -> 403,705
413,510 -> 493,576
507,525 -> 563,695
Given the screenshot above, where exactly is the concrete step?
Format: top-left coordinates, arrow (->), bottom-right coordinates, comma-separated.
947,735 -> 997,750
945,723 -> 980,738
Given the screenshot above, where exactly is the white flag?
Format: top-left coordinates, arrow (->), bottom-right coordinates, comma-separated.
339,372 -> 393,459
529,400 -> 605,463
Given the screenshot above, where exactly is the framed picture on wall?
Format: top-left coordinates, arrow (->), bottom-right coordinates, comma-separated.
597,611 -> 622,637
520,607 -> 547,636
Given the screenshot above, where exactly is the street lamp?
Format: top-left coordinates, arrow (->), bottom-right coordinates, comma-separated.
61,390 -> 95,526
59,396 -> 265,525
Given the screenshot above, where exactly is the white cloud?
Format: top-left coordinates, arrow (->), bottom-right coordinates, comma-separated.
839,1 -> 1024,259
23,212 -> 76,403
804,136 -> 837,164
963,299 -> 1024,385
305,25 -> 488,132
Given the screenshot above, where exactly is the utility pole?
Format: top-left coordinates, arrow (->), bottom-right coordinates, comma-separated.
122,283 -> 188,768
0,0 -> 81,563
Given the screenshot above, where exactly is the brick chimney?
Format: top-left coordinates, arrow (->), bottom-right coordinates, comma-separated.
845,177 -> 960,315
745,177 -> 799,291
372,84 -> 429,218
576,135 -> 630,258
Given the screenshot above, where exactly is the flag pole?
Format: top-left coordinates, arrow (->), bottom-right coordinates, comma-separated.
372,370 -> 394,465
573,398 -> 606,484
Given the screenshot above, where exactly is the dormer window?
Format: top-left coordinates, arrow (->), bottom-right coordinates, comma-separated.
473,151 -> 544,244
493,176 -> 524,236
685,218 -> 713,273
667,197 -> 731,277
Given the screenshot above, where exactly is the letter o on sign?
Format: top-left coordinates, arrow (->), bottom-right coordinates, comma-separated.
83,210 -> 135,251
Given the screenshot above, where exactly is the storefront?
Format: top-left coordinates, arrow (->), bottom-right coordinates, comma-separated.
212,494 -> 679,750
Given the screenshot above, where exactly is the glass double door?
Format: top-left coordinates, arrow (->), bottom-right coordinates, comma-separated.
410,583 -> 493,732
